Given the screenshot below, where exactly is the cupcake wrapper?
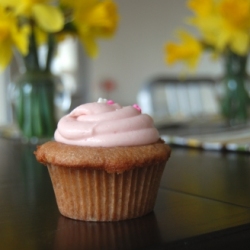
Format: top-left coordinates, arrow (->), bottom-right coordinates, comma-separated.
47,163 -> 166,221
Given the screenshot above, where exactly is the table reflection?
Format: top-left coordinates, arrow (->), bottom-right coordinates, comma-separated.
54,212 -> 161,250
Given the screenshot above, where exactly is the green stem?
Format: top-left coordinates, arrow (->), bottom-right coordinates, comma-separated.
45,34 -> 56,72
13,28 -> 58,139
33,85 -> 43,136
22,83 -> 33,137
24,24 -> 40,71
14,72 -> 56,138
39,78 -> 56,135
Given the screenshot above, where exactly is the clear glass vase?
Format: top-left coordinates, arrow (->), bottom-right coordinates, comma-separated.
9,70 -> 71,142
220,51 -> 250,126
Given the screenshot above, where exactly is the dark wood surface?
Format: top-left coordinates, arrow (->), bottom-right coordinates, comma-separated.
1,137 -> 250,249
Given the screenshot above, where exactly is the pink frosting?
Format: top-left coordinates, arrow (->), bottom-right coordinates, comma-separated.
54,100 -> 159,147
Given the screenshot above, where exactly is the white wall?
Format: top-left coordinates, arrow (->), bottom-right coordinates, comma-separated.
90,0 -> 223,105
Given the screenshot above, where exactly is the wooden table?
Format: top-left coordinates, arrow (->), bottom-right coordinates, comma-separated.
1,137 -> 250,249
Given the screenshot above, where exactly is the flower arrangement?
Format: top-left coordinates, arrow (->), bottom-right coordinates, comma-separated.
165,0 -> 250,125
165,0 -> 250,70
0,0 -> 119,72
0,0 -> 119,140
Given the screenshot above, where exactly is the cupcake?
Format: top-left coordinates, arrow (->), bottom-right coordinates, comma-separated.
35,98 -> 171,221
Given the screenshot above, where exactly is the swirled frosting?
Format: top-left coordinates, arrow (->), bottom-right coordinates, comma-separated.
54,98 -> 159,147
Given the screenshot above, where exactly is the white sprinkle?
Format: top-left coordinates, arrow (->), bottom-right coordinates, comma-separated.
97,97 -> 107,103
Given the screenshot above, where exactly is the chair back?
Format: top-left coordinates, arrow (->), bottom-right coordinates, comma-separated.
137,76 -> 221,126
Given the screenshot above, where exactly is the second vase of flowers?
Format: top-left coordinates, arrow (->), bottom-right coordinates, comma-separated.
165,0 -> 250,124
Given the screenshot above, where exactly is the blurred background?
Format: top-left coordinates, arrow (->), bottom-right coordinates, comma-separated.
0,0 -> 232,127
90,0 -> 225,104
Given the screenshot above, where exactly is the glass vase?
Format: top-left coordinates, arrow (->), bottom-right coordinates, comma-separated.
220,51 -> 250,126
10,70 -> 71,142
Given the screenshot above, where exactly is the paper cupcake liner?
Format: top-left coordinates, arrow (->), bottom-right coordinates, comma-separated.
47,163 -> 165,221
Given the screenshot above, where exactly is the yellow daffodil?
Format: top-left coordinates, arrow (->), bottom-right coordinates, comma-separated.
32,4 -> 64,32
0,0 -> 64,32
165,31 -> 202,69
72,0 -> 119,57
216,0 -> 250,55
188,0 -> 215,17
60,0 -> 99,11
187,0 -> 220,48
219,0 -> 250,29
0,0 -> 119,72
166,0 -> 250,71
188,0 -> 250,54
0,6 -> 29,71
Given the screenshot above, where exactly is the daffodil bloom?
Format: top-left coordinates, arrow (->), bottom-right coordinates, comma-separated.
219,0 -> 250,29
216,0 -> 250,55
188,0 -> 215,17
0,6 -> 29,71
72,0 -> 119,57
0,0 -> 64,32
0,0 -> 119,72
187,0 -> 221,48
187,0 -> 250,55
165,31 -> 202,69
